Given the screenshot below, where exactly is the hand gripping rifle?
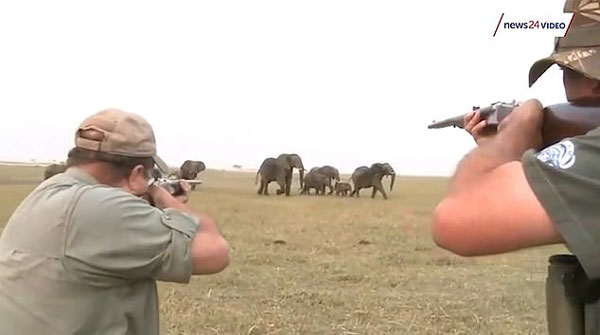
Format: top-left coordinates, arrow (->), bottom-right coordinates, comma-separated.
427,101 -> 600,146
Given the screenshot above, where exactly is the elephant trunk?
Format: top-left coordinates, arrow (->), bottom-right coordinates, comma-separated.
390,173 -> 395,192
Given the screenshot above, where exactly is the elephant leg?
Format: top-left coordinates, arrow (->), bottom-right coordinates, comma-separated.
275,175 -> 285,195
257,179 -> 264,195
264,181 -> 270,195
284,173 -> 292,196
371,187 -> 377,199
374,182 -> 388,200
327,179 -> 334,195
191,184 -> 197,191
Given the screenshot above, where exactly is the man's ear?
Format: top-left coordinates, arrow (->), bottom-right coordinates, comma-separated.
128,165 -> 147,182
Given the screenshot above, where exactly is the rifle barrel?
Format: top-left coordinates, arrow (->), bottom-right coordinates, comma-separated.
427,115 -> 465,129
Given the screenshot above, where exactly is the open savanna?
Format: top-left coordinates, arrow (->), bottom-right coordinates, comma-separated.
0,165 -> 567,335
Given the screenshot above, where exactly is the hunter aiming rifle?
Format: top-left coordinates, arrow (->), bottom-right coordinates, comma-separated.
428,101 -> 600,146
429,101 -> 600,335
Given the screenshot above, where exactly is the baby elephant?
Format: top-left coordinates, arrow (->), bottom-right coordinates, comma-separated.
301,171 -> 332,195
334,181 -> 352,196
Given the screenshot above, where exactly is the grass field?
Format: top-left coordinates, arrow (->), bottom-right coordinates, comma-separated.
0,165 -> 567,334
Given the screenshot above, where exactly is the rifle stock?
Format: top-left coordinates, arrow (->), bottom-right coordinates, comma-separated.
542,103 -> 600,146
427,102 -> 600,146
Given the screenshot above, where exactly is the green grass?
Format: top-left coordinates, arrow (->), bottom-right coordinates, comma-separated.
0,165 -> 567,334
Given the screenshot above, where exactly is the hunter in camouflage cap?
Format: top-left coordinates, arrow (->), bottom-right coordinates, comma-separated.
529,0 -> 600,87
75,108 -> 169,173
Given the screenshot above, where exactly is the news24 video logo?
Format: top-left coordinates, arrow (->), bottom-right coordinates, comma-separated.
503,20 -> 567,30
493,11 -> 573,37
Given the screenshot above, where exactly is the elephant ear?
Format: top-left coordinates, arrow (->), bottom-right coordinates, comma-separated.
370,163 -> 383,170
290,154 -> 304,169
276,154 -> 293,169
382,163 -> 395,174
371,163 -> 386,175
197,161 -> 206,172
181,160 -> 191,170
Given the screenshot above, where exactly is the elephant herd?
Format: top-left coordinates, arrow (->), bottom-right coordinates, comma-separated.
256,153 -> 396,199
42,154 -> 396,200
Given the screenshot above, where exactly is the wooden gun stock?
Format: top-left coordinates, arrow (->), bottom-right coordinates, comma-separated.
542,103 -> 600,146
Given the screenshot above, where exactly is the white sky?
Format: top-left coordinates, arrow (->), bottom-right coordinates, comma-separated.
0,0 -> 574,176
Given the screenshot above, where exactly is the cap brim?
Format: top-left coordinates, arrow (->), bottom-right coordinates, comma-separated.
153,155 -> 169,174
528,57 -> 556,87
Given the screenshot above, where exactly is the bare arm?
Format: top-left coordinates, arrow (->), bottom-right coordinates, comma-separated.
433,99 -> 563,256
147,184 -> 230,275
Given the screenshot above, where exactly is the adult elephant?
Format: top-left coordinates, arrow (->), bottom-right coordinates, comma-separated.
309,165 -> 340,195
301,171 -> 331,195
180,160 -> 206,190
256,153 -> 304,196
43,163 -> 67,180
350,163 -> 395,199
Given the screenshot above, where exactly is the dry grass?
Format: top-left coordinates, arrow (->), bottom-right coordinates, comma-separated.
0,165 -> 567,334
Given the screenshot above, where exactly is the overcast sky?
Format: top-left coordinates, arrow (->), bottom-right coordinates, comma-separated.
0,0 -> 573,176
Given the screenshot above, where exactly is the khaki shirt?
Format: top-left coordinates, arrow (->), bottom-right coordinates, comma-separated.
0,167 -> 199,335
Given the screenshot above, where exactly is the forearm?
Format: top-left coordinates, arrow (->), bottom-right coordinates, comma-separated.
449,125 -> 537,196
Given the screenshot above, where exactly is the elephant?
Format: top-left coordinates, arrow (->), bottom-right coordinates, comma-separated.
301,171 -> 332,195
334,181 -> 352,196
150,167 -> 163,180
309,165 -> 340,194
256,153 -> 304,196
179,160 -> 206,190
43,163 -> 67,180
350,163 -> 396,199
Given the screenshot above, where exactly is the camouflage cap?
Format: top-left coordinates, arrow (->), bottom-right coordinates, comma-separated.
75,108 -> 169,173
529,7 -> 600,87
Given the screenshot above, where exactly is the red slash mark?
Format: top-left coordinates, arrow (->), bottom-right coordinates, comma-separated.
493,13 -> 504,37
564,13 -> 575,37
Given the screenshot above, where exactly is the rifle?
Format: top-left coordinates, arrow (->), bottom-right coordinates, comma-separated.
427,101 -> 600,146
154,178 -> 203,195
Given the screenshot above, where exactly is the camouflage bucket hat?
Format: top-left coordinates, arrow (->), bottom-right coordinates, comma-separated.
529,17 -> 600,87
75,108 -> 169,173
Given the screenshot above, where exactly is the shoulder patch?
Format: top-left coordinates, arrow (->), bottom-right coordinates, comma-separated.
535,140 -> 576,169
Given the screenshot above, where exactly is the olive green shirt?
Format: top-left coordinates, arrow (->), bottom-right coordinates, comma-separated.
0,167 -> 199,335
523,128 -> 600,278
